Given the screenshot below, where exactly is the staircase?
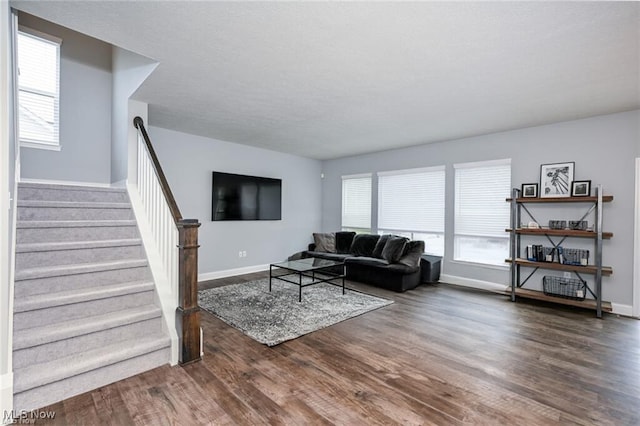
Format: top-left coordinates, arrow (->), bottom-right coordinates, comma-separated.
12,182 -> 171,412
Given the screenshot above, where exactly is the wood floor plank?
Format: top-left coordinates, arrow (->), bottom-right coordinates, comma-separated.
35,273 -> 640,425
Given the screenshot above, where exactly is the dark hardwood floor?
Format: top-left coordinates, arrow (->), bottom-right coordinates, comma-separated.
41,272 -> 639,425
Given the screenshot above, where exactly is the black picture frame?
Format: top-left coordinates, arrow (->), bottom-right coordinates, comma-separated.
571,180 -> 591,197
540,161 -> 575,198
521,183 -> 538,198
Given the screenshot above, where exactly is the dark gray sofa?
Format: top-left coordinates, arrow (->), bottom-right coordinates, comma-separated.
301,232 -> 440,292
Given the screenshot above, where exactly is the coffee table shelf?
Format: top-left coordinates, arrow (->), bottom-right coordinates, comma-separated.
270,258 -> 346,302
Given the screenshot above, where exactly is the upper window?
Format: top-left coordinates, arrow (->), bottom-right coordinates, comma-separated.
377,166 -> 445,256
17,28 -> 61,150
454,159 -> 511,266
341,174 -> 372,233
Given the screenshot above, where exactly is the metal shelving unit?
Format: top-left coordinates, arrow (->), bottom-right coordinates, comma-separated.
506,186 -> 613,318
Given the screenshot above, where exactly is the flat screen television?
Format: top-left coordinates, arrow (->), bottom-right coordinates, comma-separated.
212,172 -> 282,221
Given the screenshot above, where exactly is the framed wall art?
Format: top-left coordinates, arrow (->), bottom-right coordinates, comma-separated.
571,180 -> 591,197
540,162 -> 574,198
521,183 -> 538,198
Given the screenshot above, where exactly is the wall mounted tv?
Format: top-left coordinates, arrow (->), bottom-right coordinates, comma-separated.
212,172 -> 282,221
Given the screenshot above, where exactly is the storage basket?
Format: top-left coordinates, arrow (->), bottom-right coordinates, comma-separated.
543,276 -> 586,300
561,248 -> 589,266
548,220 -> 567,230
568,220 -> 588,230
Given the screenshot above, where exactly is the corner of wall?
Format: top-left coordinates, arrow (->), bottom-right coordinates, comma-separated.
0,373 -> 13,422
111,46 -> 158,184
634,158 -> 640,318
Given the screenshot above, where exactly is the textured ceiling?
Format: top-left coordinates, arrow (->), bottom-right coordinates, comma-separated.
11,1 -> 640,160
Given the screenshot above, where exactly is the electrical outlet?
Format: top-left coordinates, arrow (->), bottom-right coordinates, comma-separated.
242,251 -> 247,257
563,272 -> 571,279
238,251 -> 243,258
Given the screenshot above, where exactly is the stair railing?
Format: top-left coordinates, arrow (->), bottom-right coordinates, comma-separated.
133,116 -> 201,365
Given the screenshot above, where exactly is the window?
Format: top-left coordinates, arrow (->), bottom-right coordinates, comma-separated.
378,166 -> 445,256
17,28 -> 61,150
341,174 -> 372,233
454,159 -> 511,266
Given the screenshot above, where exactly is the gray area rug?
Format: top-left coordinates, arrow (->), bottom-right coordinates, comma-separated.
199,278 -> 393,346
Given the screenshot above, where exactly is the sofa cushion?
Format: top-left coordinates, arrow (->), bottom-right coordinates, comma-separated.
382,236 -> 408,263
304,251 -> 350,262
349,234 -> 380,257
345,256 -> 389,268
372,234 -> 391,258
398,240 -> 425,268
335,231 -> 356,254
313,232 -> 336,253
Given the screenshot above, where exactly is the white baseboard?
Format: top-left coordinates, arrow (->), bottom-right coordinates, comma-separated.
199,264 -> 270,283
439,274 -> 509,294
19,178 -> 113,188
0,372 -> 13,424
611,303 -> 635,318
440,274 -> 636,318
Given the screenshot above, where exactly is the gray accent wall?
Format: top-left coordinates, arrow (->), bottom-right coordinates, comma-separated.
148,126 -> 323,276
18,12 -> 112,184
321,110 -> 640,306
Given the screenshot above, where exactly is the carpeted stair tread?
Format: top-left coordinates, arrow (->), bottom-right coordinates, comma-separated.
13,304 -> 162,350
16,238 -> 142,253
13,334 -> 170,393
17,200 -> 131,209
18,182 -> 127,193
15,259 -> 148,281
16,219 -> 137,229
14,281 -> 154,313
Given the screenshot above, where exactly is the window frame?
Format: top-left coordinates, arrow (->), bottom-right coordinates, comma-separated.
377,166 -> 445,256
341,173 -> 372,233
453,159 -> 511,267
17,26 -> 61,151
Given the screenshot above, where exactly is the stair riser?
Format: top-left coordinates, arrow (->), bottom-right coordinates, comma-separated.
18,206 -> 134,221
14,291 -> 155,331
18,187 -> 129,203
14,266 -> 151,298
13,317 -> 163,369
17,225 -> 139,244
13,347 -> 169,412
16,244 -> 145,270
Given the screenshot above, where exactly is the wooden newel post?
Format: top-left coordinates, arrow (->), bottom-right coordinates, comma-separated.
176,218 -> 202,365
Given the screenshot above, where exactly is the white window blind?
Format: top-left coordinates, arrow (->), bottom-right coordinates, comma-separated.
378,166 -> 445,233
17,29 -> 61,150
341,174 -> 372,231
454,159 -> 511,265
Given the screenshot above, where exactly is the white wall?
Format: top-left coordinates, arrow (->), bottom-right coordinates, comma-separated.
111,47 -> 157,185
149,126 -> 323,279
322,110 -> 640,307
1,1 -> 14,418
18,12 -> 112,185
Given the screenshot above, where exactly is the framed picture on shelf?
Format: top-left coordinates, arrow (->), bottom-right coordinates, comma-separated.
540,162 -> 574,198
521,183 -> 538,198
571,180 -> 591,197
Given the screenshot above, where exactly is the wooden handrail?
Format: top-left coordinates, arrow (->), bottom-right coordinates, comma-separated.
133,116 -> 183,222
133,116 -> 201,365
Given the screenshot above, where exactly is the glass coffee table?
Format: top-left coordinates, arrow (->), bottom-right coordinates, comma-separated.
269,258 -> 346,302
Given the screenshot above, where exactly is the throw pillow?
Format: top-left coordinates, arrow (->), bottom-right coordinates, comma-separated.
313,232 -> 336,253
398,240 -> 425,268
382,236 -> 408,263
335,231 -> 356,254
349,234 -> 380,257
372,234 -> 392,258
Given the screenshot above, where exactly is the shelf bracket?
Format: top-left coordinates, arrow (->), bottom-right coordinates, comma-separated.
518,267 -> 539,288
